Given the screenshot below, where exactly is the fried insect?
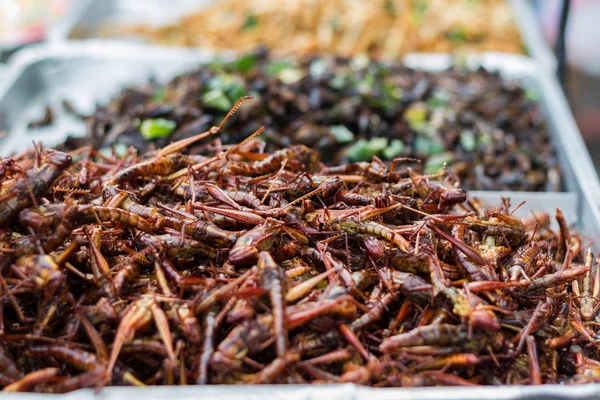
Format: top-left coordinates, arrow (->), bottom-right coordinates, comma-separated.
0,125 -> 593,391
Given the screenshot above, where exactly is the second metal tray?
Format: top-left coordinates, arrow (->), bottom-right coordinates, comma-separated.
48,0 -> 557,71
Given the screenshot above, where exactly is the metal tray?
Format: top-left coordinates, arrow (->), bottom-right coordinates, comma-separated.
7,382 -> 600,400
47,0 -> 557,71
508,0 -> 557,71
47,0 -> 211,43
0,43 -> 599,398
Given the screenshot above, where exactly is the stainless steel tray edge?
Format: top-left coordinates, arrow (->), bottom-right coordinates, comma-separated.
508,0 -> 557,71
2,382 -> 600,400
47,0 -> 212,44
46,0 -> 96,44
0,42 -> 225,150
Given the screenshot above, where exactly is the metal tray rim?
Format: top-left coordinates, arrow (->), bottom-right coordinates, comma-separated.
4,382 -> 600,399
46,0 -> 96,44
508,0 -> 557,71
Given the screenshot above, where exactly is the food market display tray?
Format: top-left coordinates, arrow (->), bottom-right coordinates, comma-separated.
0,43 -> 599,398
47,0 -> 557,71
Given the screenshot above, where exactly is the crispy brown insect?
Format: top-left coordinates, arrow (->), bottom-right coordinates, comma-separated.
0,119 -> 591,390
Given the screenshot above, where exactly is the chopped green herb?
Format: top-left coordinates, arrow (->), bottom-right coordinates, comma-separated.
368,137 -> 388,152
427,90 -> 449,108
140,118 -> 176,140
525,87 -> 539,102
384,0 -> 397,16
202,89 -> 233,112
329,16 -> 341,31
242,14 -> 259,30
207,57 -> 225,72
207,74 -> 248,102
113,143 -> 129,158
207,74 -> 234,91
478,132 -> 493,147
100,143 -> 129,159
429,138 -> 444,155
234,54 -> 257,73
460,130 -> 477,152
151,88 -> 167,103
264,60 -> 294,76
405,103 -> 428,130
347,138 -> 388,162
447,27 -> 468,43
414,136 -> 431,156
383,82 -> 403,100
226,83 -> 248,103
356,77 -> 373,94
366,81 -> 402,111
414,136 -> 443,156
347,139 -> 369,162
413,0 -> 428,14
383,139 -> 404,159
330,125 -> 354,143
425,152 -> 453,174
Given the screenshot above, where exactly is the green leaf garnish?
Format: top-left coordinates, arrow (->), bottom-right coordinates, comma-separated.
425,152 -> 453,174
140,118 -> 177,140
202,89 -> 233,112
264,60 -> 294,76
242,14 -> 259,30
347,138 -> 388,162
383,139 -> 405,159
525,87 -> 539,102
234,53 -> 257,73
460,130 -> 477,152
151,88 -> 167,103
405,104 -> 428,130
384,0 -> 397,16
427,89 -> 449,108
330,125 -> 354,143
447,27 -> 468,42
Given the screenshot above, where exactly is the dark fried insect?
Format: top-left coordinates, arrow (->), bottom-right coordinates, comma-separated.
0,109 -> 590,392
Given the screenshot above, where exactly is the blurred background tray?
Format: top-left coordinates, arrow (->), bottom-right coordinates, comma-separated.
48,0 -> 556,71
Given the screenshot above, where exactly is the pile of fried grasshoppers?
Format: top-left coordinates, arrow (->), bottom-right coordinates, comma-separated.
0,98 -> 598,392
